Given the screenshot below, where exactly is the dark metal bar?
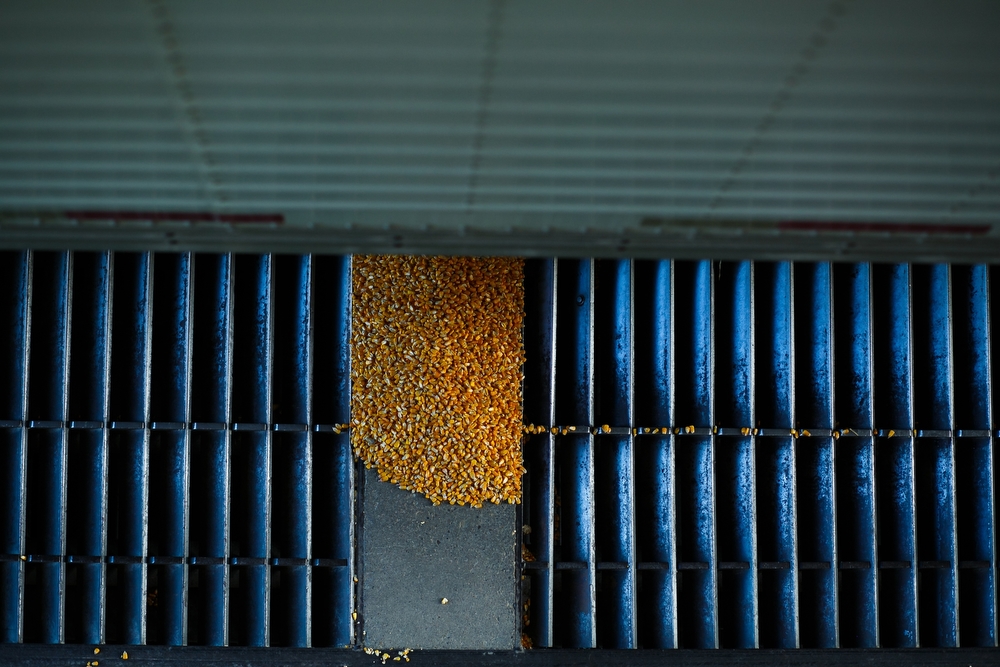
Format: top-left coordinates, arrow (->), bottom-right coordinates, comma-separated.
66,251 -> 112,644
149,252 -> 193,645
832,262 -> 879,648
108,252 -> 153,645
310,254 -> 353,648
872,263 -> 917,647
913,264 -> 959,647
755,261 -> 798,648
0,251 -> 31,643
794,262 -> 838,648
633,259 -> 676,649
523,258 -> 557,648
231,254 -> 273,646
594,259 -> 635,648
674,260 -> 717,648
190,253 -> 233,646
951,264 -> 997,646
555,258 -> 596,648
271,255 -> 312,648
714,261 -> 757,648
25,252 -> 72,644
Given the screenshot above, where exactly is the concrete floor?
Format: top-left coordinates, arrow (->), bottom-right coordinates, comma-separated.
360,468 -> 518,650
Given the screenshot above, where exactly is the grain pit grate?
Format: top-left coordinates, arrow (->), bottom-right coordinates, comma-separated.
520,258 -> 999,649
2,251 -> 999,657
0,251 -> 354,647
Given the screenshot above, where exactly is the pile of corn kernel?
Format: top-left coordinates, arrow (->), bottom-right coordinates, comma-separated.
351,255 -> 526,507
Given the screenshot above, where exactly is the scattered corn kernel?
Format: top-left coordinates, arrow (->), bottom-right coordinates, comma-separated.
441,597 -> 449,604
121,652 -> 128,660
887,429 -> 896,438
802,429 -> 811,437
741,427 -> 750,436
601,424 -> 611,433
351,256 -> 525,507
352,612 -> 358,621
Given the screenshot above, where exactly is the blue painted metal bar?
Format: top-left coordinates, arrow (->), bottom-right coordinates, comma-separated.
523,258 -> 557,648
231,254 -> 273,646
25,252 -> 72,644
594,259 -> 635,648
674,260 -> 717,648
794,262 -> 838,648
555,258 -> 596,648
913,264 -> 959,647
633,259 -> 676,649
755,261 -> 798,648
833,262 -> 879,648
271,254 -> 312,647
872,263 -> 917,648
0,251 -> 30,643
950,265 -> 996,646
715,261 -> 757,648
109,252 -> 153,645
149,252 -> 193,645
310,254 -> 353,648
190,253 -> 233,646
66,251 -> 112,644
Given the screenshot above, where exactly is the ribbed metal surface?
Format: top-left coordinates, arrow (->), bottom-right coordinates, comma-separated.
0,250 -> 354,647
521,258 -> 999,649
0,0 -> 998,260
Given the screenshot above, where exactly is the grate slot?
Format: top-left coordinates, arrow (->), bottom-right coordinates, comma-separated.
872,263 -> 918,647
673,260 -> 718,648
554,258 -> 596,648
633,259 -> 676,649
230,254 -> 273,647
24,252 -> 71,644
952,265 -> 997,646
148,252 -> 193,646
189,253 -> 233,646
309,255 -> 353,648
107,252 -> 153,645
912,264 -> 959,646
0,251 -> 30,644
793,262 -> 838,648
754,262 -> 798,649
714,261 -> 758,648
65,251 -> 112,645
270,255 -> 312,647
593,259 -> 636,649
832,263 -> 879,647
523,258 -> 557,648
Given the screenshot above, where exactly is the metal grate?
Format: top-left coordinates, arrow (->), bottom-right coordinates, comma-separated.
0,250 -> 354,647
3,251 -> 999,653
521,258 -> 998,649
